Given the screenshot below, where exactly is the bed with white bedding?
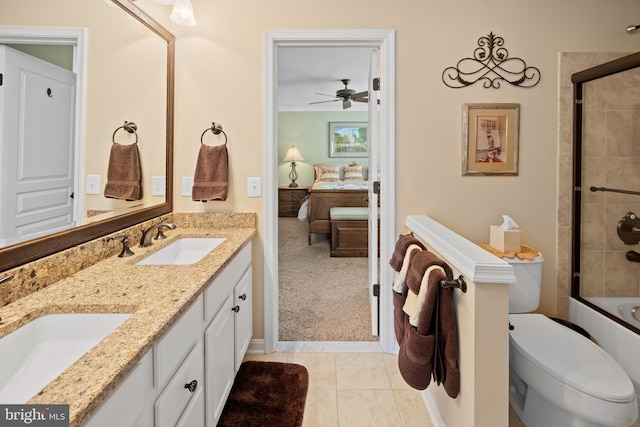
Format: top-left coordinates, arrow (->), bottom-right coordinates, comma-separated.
306,164 -> 371,244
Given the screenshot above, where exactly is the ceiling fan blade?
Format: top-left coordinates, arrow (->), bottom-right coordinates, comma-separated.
309,99 -> 340,105
353,97 -> 369,103
314,92 -> 338,98
342,99 -> 352,109
352,91 -> 368,99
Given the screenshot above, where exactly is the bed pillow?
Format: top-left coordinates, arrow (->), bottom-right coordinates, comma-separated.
316,165 -> 340,181
344,165 -> 364,180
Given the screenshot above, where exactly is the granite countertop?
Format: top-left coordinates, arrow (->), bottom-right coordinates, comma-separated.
0,226 -> 256,426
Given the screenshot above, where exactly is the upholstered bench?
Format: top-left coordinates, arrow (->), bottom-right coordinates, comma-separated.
329,207 -> 378,257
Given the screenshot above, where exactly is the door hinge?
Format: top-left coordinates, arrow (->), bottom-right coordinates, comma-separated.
0,73 -> 3,86
373,77 -> 380,91
373,284 -> 380,297
373,181 -> 380,194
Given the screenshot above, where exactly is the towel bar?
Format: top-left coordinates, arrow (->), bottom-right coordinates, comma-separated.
112,121 -> 138,144
440,275 -> 467,293
200,122 -> 227,146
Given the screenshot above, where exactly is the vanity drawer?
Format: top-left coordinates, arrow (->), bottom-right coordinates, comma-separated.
154,294 -> 203,388
154,340 -> 204,427
204,243 -> 251,322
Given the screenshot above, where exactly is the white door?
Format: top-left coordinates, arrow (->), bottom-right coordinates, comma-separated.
368,50 -> 380,336
0,45 -> 76,245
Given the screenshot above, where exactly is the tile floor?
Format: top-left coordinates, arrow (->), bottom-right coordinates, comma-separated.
244,349 -> 435,427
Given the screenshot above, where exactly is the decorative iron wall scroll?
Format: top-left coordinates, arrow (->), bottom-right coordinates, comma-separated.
442,32 -> 541,89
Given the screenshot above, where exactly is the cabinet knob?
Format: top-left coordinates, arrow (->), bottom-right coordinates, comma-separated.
232,305 -> 240,313
239,293 -> 247,301
184,380 -> 198,393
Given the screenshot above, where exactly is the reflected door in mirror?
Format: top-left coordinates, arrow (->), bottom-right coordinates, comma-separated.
0,45 -> 76,247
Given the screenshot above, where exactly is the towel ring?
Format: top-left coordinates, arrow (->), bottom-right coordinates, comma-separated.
112,121 -> 138,145
200,122 -> 228,146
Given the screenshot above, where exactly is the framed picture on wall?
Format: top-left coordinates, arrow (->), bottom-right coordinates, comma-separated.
462,103 -> 520,175
329,122 -> 368,158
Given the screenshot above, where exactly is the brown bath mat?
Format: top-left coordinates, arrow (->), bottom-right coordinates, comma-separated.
217,361 -> 309,427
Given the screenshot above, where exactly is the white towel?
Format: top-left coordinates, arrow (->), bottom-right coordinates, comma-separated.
392,244 -> 423,293
403,265 -> 445,327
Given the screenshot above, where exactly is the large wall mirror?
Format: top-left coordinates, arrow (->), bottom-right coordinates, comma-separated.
0,0 -> 174,272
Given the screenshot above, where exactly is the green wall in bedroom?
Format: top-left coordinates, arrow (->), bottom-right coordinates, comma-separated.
278,111 -> 368,188
5,44 -> 74,70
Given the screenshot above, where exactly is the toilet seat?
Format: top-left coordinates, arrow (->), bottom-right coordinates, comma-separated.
509,313 -> 635,403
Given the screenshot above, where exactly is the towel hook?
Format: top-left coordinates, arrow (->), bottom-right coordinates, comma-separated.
440,275 -> 467,293
200,122 -> 227,146
112,121 -> 138,145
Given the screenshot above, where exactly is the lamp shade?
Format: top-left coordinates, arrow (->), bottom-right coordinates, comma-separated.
169,0 -> 197,26
283,146 -> 304,162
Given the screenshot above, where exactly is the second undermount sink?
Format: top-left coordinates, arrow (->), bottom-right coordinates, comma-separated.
0,313 -> 131,403
136,237 -> 226,265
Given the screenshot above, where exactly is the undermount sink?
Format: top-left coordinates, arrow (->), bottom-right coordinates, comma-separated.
136,237 -> 226,265
0,313 -> 131,403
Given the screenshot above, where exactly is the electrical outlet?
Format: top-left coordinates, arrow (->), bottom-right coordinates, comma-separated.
182,176 -> 194,197
247,177 -> 261,197
86,174 -> 100,195
152,176 -> 166,196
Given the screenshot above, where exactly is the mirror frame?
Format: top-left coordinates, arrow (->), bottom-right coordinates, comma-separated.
0,0 -> 174,272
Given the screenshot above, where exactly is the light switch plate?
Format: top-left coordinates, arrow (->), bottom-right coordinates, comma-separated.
152,176 -> 166,196
86,174 -> 100,195
247,177 -> 261,197
181,176 -> 194,197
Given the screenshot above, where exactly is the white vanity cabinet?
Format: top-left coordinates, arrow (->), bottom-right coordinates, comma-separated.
204,295 -> 236,425
83,351 -> 153,427
203,243 -> 252,426
233,266 -> 253,371
81,242 -> 253,427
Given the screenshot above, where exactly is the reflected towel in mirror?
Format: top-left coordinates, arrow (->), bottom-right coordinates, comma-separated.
104,142 -> 142,200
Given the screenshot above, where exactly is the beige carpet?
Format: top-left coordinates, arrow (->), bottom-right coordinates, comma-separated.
278,217 -> 377,341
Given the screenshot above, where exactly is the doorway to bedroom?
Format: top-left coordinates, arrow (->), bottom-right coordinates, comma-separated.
263,29 -> 396,351
277,47 -> 374,342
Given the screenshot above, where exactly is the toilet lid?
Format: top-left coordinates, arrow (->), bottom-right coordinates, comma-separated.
509,314 -> 635,403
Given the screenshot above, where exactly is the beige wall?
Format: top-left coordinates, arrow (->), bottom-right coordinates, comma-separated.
150,0 -> 640,340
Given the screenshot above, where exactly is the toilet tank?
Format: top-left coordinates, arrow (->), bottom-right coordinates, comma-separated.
506,254 -> 544,313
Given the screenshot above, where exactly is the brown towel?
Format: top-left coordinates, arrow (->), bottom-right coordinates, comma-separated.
192,144 -> 228,201
389,234 -> 425,271
104,143 -> 142,201
397,251 -> 460,397
405,251 -> 452,295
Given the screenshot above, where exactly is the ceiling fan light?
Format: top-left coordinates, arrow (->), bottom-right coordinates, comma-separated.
169,0 -> 197,26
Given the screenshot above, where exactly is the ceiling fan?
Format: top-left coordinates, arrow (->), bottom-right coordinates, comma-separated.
309,79 -> 370,109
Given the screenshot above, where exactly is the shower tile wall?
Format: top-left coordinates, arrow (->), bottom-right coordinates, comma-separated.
580,67 -> 640,298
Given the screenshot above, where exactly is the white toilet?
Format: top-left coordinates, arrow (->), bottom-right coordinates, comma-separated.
507,254 -> 638,427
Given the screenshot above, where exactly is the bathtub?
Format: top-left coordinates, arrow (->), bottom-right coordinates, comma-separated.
587,297 -> 640,330
570,297 -> 640,402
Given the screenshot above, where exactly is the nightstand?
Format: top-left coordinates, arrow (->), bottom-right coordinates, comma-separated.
278,187 -> 309,217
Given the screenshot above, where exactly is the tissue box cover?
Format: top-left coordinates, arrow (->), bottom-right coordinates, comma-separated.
490,225 -> 521,253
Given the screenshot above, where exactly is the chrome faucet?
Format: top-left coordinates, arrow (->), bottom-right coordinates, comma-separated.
140,221 -> 176,247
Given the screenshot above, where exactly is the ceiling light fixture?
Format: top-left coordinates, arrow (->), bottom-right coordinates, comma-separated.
169,0 -> 197,26
145,0 -> 197,27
